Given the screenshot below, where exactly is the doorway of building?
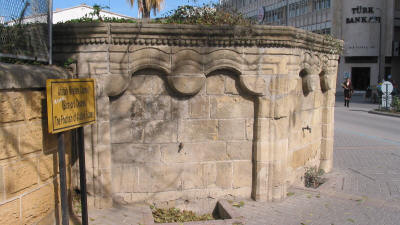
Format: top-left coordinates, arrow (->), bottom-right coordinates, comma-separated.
351,67 -> 370,90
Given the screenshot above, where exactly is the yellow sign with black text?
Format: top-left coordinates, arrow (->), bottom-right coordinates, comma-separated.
46,78 -> 96,134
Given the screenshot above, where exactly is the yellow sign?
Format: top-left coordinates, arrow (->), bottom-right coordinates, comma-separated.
46,78 -> 96,134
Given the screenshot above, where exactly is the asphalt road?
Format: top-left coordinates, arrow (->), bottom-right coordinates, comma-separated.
335,95 -> 400,148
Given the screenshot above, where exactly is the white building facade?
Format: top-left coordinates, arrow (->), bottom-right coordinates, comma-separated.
220,0 -> 400,92
53,4 -> 135,23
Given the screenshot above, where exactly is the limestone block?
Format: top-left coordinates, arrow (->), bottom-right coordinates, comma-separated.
101,74 -> 131,97
269,77 -> 290,95
22,183 -> 55,225
322,107 -> 334,124
179,120 -> 218,142
112,143 -> 161,163
189,95 -> 209,119
128,75 -> 167,95
227,141 -> 252,160
38,153 -> 57,182
0,167 -> 3,201
0,199 -> 20,225
78,52 -> 108,63
288,130 -> 302,151
256,117 -> 289,141
96,97 -> 110,121
5,158 -> 39,197
43,128 -> 58,153
0,92 -> 25,123
25,91 -> 45,120
202,163 -> 217,188
138,163 -> 183,192
287,76 -> 299,93
144,120 -> 177,143
240,76 -> 267,95
20,121 -> 43,154
325,92 -> 336,107
171,98 -> 189,120
246,119 -> 254,140
258,97 -> 289,118
99,169 -> 112,197
0,126 -> 19,160
301,92 -> 315,110
111,119 -> 144,144
252,162 -> 268,201
182,163 -> 204,189
96,145 -> 112,170
143,96 -> 172,120
161,142 -> 227,163
210,96 -> 254,119
110,94 -> 142,120
224,75 -> 239,94
216,162 -> 233,189
98,122 -> 111,146
78,61 -> 108,76
320,138 -> 334,160
218,119 -> 246,140
233,161 -> 252,188
168,76 -> 205,96
322,123 -> 334,138
314,92 -> 324,108
291,147 -> 307,169
112,164 -> 139,192
109,52 -> 129,63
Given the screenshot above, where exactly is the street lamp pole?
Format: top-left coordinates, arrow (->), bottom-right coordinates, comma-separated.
376,7 -> 382,82
286,0 -> 289,26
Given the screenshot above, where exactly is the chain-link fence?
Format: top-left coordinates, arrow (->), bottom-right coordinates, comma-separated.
0,0 -> 52,62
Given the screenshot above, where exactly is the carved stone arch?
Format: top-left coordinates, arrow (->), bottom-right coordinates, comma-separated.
299,67 -> 314,95
319,68 -> 331,93
168,49 -> 206,96
101,74 -> 132,97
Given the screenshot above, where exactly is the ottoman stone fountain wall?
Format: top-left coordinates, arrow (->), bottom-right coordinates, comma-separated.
53,23 -> 341,209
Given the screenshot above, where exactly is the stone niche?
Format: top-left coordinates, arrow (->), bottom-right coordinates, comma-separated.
53,23 -> 342,209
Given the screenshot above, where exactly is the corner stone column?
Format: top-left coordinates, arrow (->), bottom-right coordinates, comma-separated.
84,77 -> 113,209
320,90 -> 335,173
252,96 -> 289,201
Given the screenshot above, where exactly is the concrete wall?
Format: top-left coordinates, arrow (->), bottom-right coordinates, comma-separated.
0,63 -> 72,225
53,23 -> 341,208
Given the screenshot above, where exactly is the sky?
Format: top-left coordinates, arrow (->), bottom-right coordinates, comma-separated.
53,0 -> 219,18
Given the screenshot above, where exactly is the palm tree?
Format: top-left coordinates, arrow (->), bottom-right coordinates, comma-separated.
127,0 -> 164,19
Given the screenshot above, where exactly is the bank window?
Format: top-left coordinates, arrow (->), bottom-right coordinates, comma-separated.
314,0 -> 330,11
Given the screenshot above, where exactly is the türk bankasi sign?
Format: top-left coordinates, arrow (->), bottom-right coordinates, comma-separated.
46,78 -> 96,134
346,5 -> 381,24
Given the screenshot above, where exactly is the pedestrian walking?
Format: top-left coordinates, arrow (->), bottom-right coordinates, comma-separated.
341,77 -> 353,107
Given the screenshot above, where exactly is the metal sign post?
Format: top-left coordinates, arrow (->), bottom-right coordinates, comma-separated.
78,127 -> 88,225
46,78 -> 96,225
58,133 -> 69,225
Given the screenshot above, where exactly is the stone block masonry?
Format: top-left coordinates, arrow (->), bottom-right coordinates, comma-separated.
0,63 -> 73,225
53,23 -> 342,209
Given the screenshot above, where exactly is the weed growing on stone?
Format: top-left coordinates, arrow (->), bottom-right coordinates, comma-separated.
287,192 -> 295,197
304,167 -> 325,188
232,201 -> 245,208
150,205 -> 214,223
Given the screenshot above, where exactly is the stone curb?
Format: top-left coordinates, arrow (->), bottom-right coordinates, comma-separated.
368,110 -> 400,118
